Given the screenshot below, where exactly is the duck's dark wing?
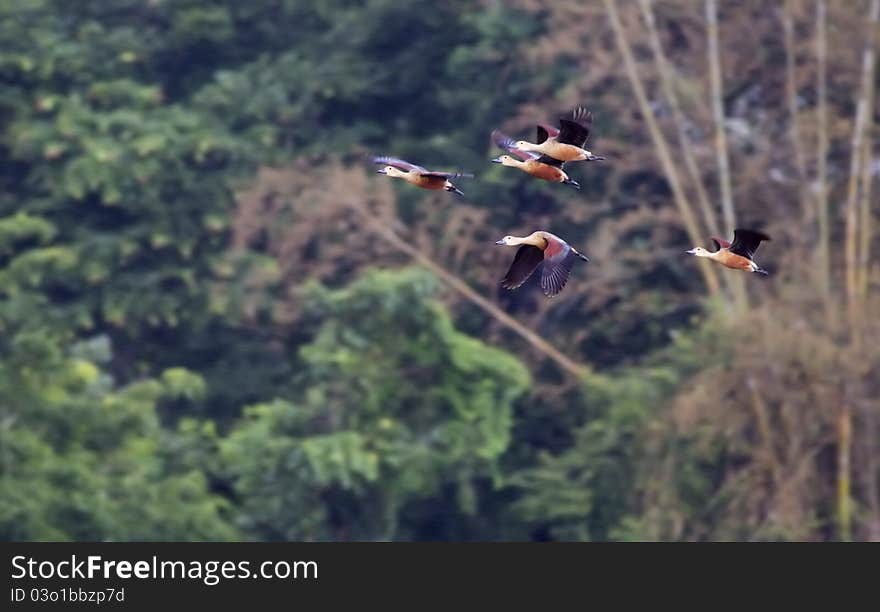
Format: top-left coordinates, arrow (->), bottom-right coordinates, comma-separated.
556,107 -> 593,147
541,250 -> 578,297
535,154 -> 565,167
501,245 -> 545,290
536,123 -> 559,143
710,237 -> 732,252
373,156 -> 427,173
729,229 -> 771,259
536,125 -> 550,144
540,237 -> 578,297
492,129 -> 540,161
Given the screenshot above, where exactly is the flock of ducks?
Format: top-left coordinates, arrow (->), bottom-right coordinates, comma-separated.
373,106 -> 771,297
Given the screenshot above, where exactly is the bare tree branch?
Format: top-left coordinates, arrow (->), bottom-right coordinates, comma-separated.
706,0 -> 737,232
706,0 -> 748,310
603,0 -> 724,300
747,376 -> 782,486
858,133 -> 874,304
638,0 -> 721,240
837,404 -> 853,541
782,0 -> 810,218
346,199 -> 592,382
815,0 -> 832,307
857,80 -> 876,301
844,0 -> 879,331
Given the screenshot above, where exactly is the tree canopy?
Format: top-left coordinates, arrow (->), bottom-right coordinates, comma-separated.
1,0 -> 878,541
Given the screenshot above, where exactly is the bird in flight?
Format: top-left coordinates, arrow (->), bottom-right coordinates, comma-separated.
495,230 -> 590,297
490,130 -> 581,190
686,229 -> 771,275
513,106 -> 605,163
374,156 -> 473,196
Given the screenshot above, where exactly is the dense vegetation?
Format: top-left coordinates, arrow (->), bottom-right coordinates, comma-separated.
1,0 -> 877,541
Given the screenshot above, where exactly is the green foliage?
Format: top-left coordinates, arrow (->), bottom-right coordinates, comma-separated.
1,0 -> 869,543
0,333 -> 235,541
221,268 -> 530,540
509,365 -> 685,540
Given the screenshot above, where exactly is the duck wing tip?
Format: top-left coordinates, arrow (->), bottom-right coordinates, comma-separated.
372,155 -> 427,173
733,228 -> 772,241
492,129 -> 539,161
710,236 -> 731,251
730,228 -> 772,258
536,123 -> 558,143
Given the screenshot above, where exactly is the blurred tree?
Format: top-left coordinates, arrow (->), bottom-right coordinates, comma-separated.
508,324 -> 713,541
0,332 -> 235,540
220,268 -> 530,540
0,0 -> 876,543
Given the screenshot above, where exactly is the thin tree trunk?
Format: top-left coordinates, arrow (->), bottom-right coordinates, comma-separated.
838,0 -> 880,540
844,0 -> 879,331
865,401 -> 880,541
706,0 -> 737,232
782,0 -> 810,219
638,0 -> 721,240
347,200 -> 592,381
747,376 -> 782,486
857,100 -> 875,301
603,0 -> 724,299
815,0 -> 831,307
706,0 -> 747,310
837,405 -> 852,541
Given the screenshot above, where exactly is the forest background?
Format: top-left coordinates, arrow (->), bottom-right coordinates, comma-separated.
1,0 -> 878,541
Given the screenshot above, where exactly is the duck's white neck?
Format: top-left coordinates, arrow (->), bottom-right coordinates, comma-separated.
385,167 -> 409,179
509,232 -> 545,247
501,157 -> 528,168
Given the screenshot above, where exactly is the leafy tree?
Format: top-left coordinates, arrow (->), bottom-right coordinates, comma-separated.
0,332 -> 236,540
221,268 -> 530,540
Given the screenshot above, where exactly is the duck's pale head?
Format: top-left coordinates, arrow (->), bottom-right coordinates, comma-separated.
492,155 -> 517,167
686,246 -> 712,257
495,235 -> 516,246
514,140 -> 535,151
377,165 -> 406,178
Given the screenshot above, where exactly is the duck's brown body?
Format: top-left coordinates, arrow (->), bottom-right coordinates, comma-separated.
531,140 -> 591,162
407,173 -> 453,190
715,249 -> 755,272
519,160 -> 569,182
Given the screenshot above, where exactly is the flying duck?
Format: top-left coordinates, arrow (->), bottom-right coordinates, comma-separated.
490,130 -> 581,190
495,230 -> 590,297
513,106 -> 605,163
374,156 -> 473,196
686,229 -> 771,275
